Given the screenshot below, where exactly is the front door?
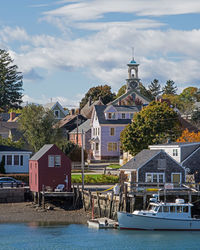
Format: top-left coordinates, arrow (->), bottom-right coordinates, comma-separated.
172,173 -> 181,183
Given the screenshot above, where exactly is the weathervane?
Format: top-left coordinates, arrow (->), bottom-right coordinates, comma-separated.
131,46 -> 135,60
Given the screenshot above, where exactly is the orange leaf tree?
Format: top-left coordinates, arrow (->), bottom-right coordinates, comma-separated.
177,129 -> 200,142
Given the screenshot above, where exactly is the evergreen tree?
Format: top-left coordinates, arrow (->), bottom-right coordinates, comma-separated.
0,49 -> 23,111
162,80 -> 177,95
139,83 -> 154,101
148,79 -> 162,99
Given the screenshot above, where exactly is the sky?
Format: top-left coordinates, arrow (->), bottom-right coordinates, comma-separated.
0,0 -> 200,108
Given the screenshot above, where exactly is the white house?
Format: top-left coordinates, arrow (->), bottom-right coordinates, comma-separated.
0,145 -> 32,173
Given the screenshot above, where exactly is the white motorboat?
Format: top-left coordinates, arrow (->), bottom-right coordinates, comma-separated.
118,195 -> 200,230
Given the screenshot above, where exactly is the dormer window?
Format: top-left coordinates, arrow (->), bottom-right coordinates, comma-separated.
54,110 -> 60,118
108,113 -> 116,119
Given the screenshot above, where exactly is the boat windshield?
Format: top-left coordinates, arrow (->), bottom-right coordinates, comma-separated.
148,205 -> 159,212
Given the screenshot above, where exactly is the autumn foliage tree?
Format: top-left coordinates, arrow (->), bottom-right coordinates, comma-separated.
120,101 -> 181,155
177,129 -> 200,143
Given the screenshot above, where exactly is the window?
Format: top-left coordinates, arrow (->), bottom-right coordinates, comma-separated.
14,155 -> 19,165
122,113 -> 125,119
48,156 -> 54,167
130,113 -> 133,119
183,206 -> 188,213
110,128 -> 115,136
107,143 -> 118,152
20,155 -> 23,166
170,206 -> 176,213
55,156 -> 61,167
146,173 -> 152,182
93,128 -> 95,136
98,128 -> 100,135
54,110 -> 60,118
96,143 -> 99,151
177,206 -> 182,213
7,155 -> 12,165
108,113 -> 115,119
163,206 -> 169,212
173,149 -> 178,156
145,173 -> 165,183
35,173 -> 37,185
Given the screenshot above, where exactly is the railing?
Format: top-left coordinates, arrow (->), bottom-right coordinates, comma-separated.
125,182 -> 200,193
0,182 -> 23,188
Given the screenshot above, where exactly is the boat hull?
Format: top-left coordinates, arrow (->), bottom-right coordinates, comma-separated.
117,212 -> 200,231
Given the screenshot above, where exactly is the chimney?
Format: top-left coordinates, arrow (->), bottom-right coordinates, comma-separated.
9,112 -> 16,121
70,109 -> 75,115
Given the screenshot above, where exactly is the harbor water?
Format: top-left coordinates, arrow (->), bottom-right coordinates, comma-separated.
0,223 -> 200,250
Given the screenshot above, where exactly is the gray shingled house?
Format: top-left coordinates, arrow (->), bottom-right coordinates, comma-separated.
120,149 -> 185,184
149,142 -> 200,182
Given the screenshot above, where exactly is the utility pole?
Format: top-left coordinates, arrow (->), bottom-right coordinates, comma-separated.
76,115 -> 79,145
81,129 -> 84,191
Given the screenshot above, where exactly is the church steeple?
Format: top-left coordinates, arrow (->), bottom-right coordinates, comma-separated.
126,55 -> 140,92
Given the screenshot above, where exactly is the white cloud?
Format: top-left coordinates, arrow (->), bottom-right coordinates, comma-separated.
0,26 -> 29,43
43,0 -> 200,21
1,17 -> 200,93
22,94 -> 80,108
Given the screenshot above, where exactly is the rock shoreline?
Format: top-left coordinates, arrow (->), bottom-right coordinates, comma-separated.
0,202 -> 91,224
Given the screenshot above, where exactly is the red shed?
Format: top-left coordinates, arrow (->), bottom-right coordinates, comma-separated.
29,144 -> 71,192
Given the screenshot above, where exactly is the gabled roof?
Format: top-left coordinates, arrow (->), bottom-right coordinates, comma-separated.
110,88 -> 150,105
182,146 -> 200,165
43,101 -> 68,116
149,142 -> 200,148
30,144 -> 54,160
0,145 -> 31,152
55,114 -> 86,128
121,149 -> 161,170
94,105 -> 139,125
81,99 -> 103,119
69,119 -> 91,134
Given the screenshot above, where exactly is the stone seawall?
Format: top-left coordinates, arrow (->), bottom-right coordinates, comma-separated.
0,188 -> 25,203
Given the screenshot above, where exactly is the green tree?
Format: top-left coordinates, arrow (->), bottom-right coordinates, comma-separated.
116,84 -> 126,98
0,136 -> 24,149
80,85 -> 116,109
120,101 -> 181,155
0,49 -> 23,111
162,80 -> 177,95
19,104 -> 63,152
148,79 -> 162,99
139,83 -> 154,101
191,110 -> 200,127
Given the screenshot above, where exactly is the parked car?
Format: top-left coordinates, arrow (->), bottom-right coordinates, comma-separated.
0,177 -> 25,187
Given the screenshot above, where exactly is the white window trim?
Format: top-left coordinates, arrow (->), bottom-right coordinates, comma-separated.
55,155 -> 61,167
171,172 -> 182,184
145,173 -> 165,183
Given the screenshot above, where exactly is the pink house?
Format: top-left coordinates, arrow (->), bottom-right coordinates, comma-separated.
29,144 -> 71,192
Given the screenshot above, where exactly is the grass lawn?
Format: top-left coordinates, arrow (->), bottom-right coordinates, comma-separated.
71,174 -> 119,184
107,164 -> 121,169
